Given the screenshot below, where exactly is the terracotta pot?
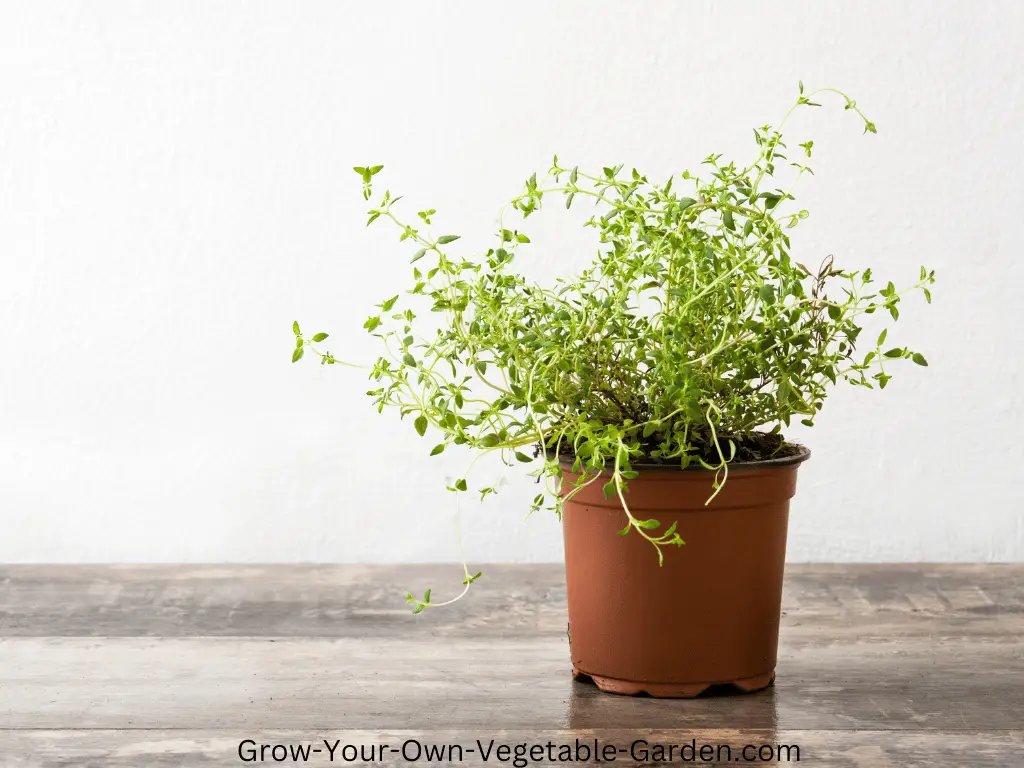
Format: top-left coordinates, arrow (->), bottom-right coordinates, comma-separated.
560,448 -> 810,698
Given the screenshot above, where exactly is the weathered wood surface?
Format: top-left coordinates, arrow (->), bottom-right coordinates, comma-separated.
1,565 -> 1022,766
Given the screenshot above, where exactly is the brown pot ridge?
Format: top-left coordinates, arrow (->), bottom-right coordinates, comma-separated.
560,449 -> 810,698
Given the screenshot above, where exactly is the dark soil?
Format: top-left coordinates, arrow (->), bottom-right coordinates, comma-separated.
547,429 -> 804,468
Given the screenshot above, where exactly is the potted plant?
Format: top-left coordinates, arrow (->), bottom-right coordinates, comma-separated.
293,84 -> 934,697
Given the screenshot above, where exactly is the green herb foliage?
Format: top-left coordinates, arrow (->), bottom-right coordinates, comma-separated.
295,86 -> 934,610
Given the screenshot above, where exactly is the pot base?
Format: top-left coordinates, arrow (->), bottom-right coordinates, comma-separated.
572,664 -> 775,698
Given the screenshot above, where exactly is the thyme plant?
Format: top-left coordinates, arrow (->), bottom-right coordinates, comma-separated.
294,85 -> 934,610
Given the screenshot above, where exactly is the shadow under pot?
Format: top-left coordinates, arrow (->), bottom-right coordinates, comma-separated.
560,448 -> 810,698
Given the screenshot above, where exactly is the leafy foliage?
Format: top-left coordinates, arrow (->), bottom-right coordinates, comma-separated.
295,86 -> 934,609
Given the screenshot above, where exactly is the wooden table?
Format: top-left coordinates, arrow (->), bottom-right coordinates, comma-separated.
1,565 -> 1022,766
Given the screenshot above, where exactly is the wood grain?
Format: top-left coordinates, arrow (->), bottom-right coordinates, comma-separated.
2,564 -> 1020,639
1,565 -> 1022,765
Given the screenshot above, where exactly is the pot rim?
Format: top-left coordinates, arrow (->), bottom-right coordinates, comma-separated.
554,443 -> 811,473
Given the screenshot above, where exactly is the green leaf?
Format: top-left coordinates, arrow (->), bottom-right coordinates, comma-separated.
292,321 -> 301,336
617,521 -> 631,536
514,451 -> 533,463
436,235 -> 460,245
411,248 -> 427,263
883,347 -> 904,358
291,346 -> 304,363
515,233 -> 530,243
758,284 -> 775,305
381,295 -> 399,311
722,209 -> 735,230
423,588 -> 431,603
403,352 -> 417,367
311,332 -> 329,342
877,329 -> 887,346
911,352 -> 928,366
414,415 -> 428,436
677,197 -> 697,211
455,478 -> 468,492
479,433 -> 500,448
636,519 -> 661,530
430,443 -> 446,456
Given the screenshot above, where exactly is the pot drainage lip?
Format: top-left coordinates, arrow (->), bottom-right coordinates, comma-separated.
573,668 -> 776,699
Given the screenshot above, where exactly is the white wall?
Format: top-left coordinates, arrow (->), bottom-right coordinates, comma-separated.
2,1 -> 1022,564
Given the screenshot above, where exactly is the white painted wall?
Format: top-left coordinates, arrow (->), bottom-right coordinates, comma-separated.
2,1 -> 1022,564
